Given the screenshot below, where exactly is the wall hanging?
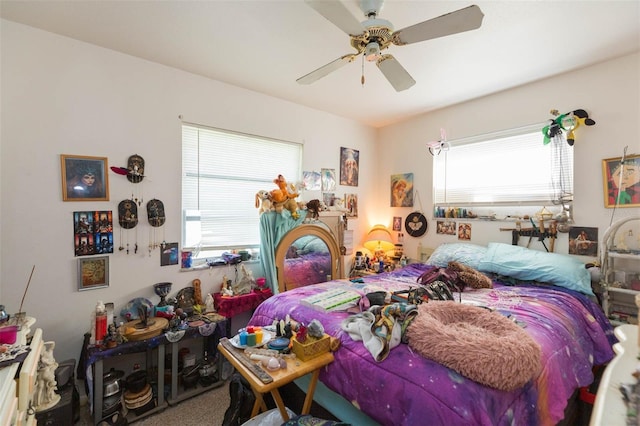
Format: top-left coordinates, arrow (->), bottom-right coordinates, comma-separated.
339,147 -> 359,187
146,198 -> 166,255
602,152 -> 640,208
73,210 -> 113,256
390,173 -> 414,207
61,154 -> 109,201
118,199 -> 138,254
404,189 -> 427,237
77,256 -> 109,291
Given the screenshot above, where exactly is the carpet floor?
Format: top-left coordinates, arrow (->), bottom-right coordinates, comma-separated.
78,383 -> 230,425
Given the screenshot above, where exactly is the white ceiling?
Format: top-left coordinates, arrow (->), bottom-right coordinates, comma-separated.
1,1 -> 639,128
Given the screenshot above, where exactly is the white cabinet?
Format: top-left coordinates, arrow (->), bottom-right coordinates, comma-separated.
0,317 -> 40,426
601,216 -> 640,324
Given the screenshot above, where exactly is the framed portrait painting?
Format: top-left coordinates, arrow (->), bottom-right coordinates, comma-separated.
77,256 -> 109,291
602,154 -> 640,208
390,173 -> 414,207
340,147 -> 359,186
61,154 -> 109,201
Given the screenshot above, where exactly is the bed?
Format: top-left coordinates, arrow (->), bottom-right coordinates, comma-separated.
250,241 -> 616,426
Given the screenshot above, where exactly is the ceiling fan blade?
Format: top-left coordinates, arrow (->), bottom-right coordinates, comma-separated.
376,54 -> 415,92
297,54 -> 359,85
393,4 -> 484,45
305,0 -> 365,36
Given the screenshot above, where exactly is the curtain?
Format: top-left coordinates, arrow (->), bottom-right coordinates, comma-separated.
259,210 -> 307,293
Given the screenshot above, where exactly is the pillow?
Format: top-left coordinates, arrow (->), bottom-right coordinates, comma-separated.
477,242 -> 593,295
426,243 -> 487,270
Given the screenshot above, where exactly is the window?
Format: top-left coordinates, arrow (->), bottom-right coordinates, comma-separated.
433,124 -> 573,208
182,124 -> 302,252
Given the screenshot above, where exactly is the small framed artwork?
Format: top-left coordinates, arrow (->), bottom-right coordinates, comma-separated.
390,173 -> 414,207
77,256 -> 109,291
345,194 -> 358,218
437,220 -> 457,235
61,154 -> 109,201
568,226 -> 598,256
340,147 -> 359,186
322,192 -> 335,207
392,216 -> 402,231
457,223 -> 471,240
321,168 -> 336,191
602,154 -> 640,208
303,171 -> 321,190
161,242 -> 179,266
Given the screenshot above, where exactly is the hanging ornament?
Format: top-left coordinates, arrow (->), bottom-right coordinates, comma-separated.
127,154 -> 145,183
146,199 -> 166,255
405,190 -> 428,238
118,199 -> 138,254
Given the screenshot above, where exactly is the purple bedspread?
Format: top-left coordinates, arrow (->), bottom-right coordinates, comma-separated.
250,264 -> 615,426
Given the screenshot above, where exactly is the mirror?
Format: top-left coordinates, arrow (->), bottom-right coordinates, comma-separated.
275,224 -> 342,293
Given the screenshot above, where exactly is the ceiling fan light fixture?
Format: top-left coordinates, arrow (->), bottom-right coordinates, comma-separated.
365,42 -> 381,61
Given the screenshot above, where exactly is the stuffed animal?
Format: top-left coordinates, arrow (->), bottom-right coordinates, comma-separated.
448,261 -> 493,289
306,199 -> 321,220
255,190 -> 273,214
271,175 -> 300,219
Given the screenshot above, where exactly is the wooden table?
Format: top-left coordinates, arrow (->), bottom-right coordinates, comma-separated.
218,337 -> 334,421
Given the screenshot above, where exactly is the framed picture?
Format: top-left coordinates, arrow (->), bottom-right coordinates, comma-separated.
340,147 -> 359,186
392,216 -> 402,231
602,154 -> 640,208
321,168 -> 336,191
568,226 -> 598,256
436,220 -> 457,235
77,256 -> 109,291
61,154 -> 109,201
345,193 -> 358,218
390,173 -> 414,207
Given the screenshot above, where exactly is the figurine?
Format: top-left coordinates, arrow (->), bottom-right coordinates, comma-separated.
205,293 -> 215,313
34,341 -> 61,412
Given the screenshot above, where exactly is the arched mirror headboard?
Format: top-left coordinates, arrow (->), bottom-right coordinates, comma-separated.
274,224 -> 343,293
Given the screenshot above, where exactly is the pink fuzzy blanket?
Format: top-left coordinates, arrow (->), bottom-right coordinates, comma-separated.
406,302 -> 541,391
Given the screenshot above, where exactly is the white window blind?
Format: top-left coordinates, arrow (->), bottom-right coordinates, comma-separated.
182,124 -> 302,250
433,125 -> 573,206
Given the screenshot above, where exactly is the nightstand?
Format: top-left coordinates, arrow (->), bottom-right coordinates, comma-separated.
218,337 -> 334,421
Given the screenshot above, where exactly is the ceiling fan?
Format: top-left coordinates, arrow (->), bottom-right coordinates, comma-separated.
297,0 -> 484,92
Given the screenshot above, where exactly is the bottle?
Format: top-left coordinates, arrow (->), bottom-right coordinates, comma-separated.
95,301 -> 107,345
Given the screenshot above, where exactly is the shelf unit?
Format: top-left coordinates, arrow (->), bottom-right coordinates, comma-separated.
87,317 -> 227,425
600,216 -> 640,325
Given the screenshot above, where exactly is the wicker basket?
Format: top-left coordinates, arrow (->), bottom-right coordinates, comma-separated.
292,334 -> 330,362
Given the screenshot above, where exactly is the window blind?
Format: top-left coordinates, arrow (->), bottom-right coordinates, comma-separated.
433,125 -> 573,206
182,124 -> 302,250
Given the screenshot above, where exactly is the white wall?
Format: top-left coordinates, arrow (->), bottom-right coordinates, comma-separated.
377,53 -> 640,260
0,20 -> 376,363
1,19 -> 638,365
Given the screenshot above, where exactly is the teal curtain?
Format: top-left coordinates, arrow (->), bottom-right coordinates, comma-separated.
259,210 -> 307,293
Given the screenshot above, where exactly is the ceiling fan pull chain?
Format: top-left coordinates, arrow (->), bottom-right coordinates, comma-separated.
361,54 -> 365,87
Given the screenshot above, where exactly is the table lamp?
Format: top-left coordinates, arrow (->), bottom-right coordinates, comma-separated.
363,224 -> 395,260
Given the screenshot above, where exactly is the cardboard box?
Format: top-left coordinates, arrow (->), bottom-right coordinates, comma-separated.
292,334 -> 330,362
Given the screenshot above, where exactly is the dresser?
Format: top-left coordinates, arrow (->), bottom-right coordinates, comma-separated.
0,317 -> 41,426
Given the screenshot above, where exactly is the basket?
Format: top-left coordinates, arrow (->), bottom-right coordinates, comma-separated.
292,333 -> 330,362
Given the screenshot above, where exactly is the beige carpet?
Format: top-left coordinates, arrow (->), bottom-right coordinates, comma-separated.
78,382 -> 230,425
